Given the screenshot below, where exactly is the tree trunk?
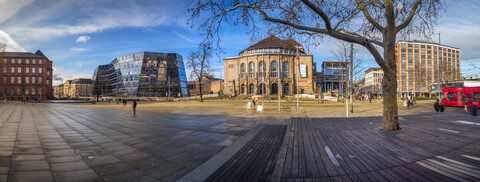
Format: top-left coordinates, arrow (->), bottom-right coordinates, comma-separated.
382,71 -> 400,130
199,77 -> 203,102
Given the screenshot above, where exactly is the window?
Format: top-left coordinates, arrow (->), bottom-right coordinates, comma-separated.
474,92 -> 479,102
2,77 -> 6,84
17,59 -> 21,64
32,77 -> 36,84
282,61 -> 289,78
240,63 -> 245,78
47,80 -> 50,85
11,67 -> 14,73
2,67 -> 6,73
10,77 -> 14,84
270,61 -> 278,77
32,68 -> 36,73
18,67 -> 21,73
26,77 -> 29,84
26,67 -> 29,73
38,77 -> 42,84
39,59 -> 42,64
32,59 -> 36,64
447,92 -> 456,101
11,59 -> 14,64
249,62 -> 254,78
47,71 -> 50,76
17,77 -> 21,84
25,89 -> 29,95
17,88 -> 21,95
39,68 -> 43,74
2,58 -> 6,63
39,88 -> 42,96
26,59 -> 29,64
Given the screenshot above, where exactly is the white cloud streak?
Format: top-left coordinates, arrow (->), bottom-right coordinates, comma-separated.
75,36 -> 91,43
70,47 -> 88,51
0,29 -> 26,52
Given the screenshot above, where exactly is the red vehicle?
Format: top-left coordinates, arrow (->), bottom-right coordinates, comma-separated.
442,87 -> 480,107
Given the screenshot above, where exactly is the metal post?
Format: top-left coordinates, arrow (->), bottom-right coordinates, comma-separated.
350,43 -> 354,113
278,49 -> 281,111
296,46 -> 300,112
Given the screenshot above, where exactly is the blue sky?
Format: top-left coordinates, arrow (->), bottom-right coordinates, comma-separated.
0,0 -> 479,85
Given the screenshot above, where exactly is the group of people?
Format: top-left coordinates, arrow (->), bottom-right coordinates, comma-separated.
406,97 -> 416,109
433,99 -> 446,112
463,98 -> 478,116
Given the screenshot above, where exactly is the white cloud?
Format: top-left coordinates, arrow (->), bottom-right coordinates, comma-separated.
75,36 -> 91,43
70,47 -> 88,51
0,29 -> 26,52
52,66 -> 93,85
0,0 -> 35,24
173,31 -> 196,43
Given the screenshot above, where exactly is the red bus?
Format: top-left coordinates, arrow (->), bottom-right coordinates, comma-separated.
442,87 -> 480,107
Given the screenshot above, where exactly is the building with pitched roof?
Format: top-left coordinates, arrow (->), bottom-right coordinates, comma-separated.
61,78 -> 93,99
223,35 -> 314,96
0,50 -> 53,100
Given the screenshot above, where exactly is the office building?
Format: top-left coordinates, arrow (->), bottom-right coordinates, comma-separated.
364,68 -> 384,95
396,41 -> 460,96
93,52 -> 188,97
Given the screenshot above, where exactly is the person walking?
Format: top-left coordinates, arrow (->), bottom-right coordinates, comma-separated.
464,99 -> 468,112
407,99 -> 411,110
434,99 -> 440,112
440,101 -> 445,112
133,100 -> 137,115
472,103 -> 478,116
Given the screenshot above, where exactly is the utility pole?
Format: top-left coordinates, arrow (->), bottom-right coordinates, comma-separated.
350,43 -> 353,113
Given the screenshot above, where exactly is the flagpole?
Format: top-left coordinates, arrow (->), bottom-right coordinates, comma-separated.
262,53 -> 265,107
296,46 -> 299,112
278,49 -> 281,111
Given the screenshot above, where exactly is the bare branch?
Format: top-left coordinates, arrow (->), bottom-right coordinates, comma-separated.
396,0 -> 422,33
355,0 -> 385,32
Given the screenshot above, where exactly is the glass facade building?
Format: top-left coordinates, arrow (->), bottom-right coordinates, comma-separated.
93,52 -> 188,97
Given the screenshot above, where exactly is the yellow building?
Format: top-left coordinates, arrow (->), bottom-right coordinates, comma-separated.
187,76 -> 223,96
396,41 -> 460,96
62,78 -> 93,98
223,35 -> 314,96
53,84 -> 64,98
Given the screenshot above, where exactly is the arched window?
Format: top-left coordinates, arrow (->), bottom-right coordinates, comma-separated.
240,63 -> 245,78
259,83 -> 266,95
241,84 -> 245,94
249,62 -> 254,78
271,83 -> 278,94
270,61 -> 278,77
282,61 -> 289,78
259,62 -> 265,78
249,83 -> 255,94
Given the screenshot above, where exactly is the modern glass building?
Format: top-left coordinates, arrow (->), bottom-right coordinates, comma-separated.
93,52 -> 188,97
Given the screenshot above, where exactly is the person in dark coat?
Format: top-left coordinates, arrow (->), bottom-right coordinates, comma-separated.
434,99 -> 440,112
472,103 -> 478,116
407,99 -> 411,109
133,100 -> 137,115
440,101 -> 445,112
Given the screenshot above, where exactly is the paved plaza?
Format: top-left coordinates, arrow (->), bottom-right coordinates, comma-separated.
0,100 -> 478,181
0,102 -> 286,182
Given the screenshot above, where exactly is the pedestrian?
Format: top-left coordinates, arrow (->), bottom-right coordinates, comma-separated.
252,98 -> 256,110
472,104 -> 478,116
411,97 -> 415,108
434,99 -> 440,112
369,96 -> 372,103
464,99 -> 468,112
440,101 -> 445,112
407,99 -> 411,109
133,100 -> 137,115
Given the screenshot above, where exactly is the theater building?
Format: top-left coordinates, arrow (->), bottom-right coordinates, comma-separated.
0,50 -> 53,100
223,36 -> 314,96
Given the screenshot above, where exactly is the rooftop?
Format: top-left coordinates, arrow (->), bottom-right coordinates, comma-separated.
0,50 -> 49,59
239,35 -> 305,55
397,40 -> 460,50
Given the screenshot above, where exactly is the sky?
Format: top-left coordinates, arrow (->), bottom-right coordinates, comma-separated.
0,0 -> 479,86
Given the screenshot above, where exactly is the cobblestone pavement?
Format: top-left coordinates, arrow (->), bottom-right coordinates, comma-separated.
0,103 -> 287,182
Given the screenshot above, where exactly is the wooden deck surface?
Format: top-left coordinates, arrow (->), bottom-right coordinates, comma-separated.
272,112 -> 480,182
206,125 -> 287,182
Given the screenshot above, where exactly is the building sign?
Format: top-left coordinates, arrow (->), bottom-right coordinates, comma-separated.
300,64 -> 307,78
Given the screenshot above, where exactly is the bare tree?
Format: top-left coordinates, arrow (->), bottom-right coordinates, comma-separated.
187,43 -> 213,102
188,0 -> 445,131
332,42 -> 366,98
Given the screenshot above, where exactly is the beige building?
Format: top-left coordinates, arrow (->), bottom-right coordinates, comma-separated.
62,78 -> 93,98
53,84 -> 64,98
396,41 -> 460,96
223,35 -> 314,96
364,68 -> 384,94
187,76 -> 224,96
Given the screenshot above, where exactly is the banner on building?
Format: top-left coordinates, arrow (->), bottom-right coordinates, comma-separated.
300,64 -> 307,78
